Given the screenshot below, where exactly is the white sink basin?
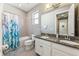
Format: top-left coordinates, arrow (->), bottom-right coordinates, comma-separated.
60,40 -> 79,46
40,36 -> 49,39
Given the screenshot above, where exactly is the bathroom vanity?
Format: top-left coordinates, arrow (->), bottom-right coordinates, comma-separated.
34,36 -> 79,56
34,4 -> 78,56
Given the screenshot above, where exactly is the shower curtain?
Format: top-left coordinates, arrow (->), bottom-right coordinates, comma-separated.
2,12 -> 20,49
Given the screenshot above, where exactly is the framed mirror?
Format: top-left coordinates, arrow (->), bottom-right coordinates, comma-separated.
56,12 -> 68,35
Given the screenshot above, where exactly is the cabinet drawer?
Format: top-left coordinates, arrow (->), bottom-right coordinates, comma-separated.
36,38 -> 51,46
52,43 -> 79,56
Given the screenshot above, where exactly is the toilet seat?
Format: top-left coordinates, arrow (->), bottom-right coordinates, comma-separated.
24,40 -> 34,45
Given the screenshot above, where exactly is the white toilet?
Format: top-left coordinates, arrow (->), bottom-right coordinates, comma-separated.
20,36 -> 34,50
24,39 -> 34,50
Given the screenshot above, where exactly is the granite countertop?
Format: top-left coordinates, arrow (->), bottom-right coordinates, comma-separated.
35,35 -> 79,49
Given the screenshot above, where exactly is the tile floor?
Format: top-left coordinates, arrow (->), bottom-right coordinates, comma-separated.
4,47 -> 37,56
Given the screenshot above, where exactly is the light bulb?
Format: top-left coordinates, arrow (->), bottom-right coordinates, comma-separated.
18,4 -> 22,7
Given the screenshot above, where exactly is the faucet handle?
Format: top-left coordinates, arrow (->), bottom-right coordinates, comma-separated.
68,37 -> 71,40
65,35 -> 71,40
56,34 -> 59,39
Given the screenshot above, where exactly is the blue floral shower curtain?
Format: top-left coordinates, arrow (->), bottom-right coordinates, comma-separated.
2,12 -> 20,49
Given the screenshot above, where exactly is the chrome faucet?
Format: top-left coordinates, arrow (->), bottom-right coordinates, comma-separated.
56,34 -> 59,39
65,35 -> 70,40
56,34 -> 60,42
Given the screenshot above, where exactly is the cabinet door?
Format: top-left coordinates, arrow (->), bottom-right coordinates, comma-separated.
35,39 -> 43,55
42,43 -> 51,56
52,48 -> 68,56
35,38 -> 51,56
52,42 -> 79,56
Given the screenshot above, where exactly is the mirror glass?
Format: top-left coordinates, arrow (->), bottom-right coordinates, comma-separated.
56,12 -> 68,35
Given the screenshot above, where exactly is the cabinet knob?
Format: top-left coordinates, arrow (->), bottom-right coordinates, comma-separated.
40,45 -> 43,47
71,33 -> 74,34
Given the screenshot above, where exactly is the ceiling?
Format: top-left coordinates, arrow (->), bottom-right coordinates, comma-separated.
8,3 -> 39,12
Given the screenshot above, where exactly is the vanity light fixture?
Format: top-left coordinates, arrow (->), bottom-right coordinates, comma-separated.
46,3 -> 61,9
18,4 -> 22,7
46,4 -> 52,9
52,3 -> 61,8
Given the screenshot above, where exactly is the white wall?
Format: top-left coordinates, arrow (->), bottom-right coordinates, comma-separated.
0,4 -> 3,56
41,5 -> 70,34
26,11 -> 32,36
27,10 -> 41,36
68,4 -> 75,36
3,4 -> 28,37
